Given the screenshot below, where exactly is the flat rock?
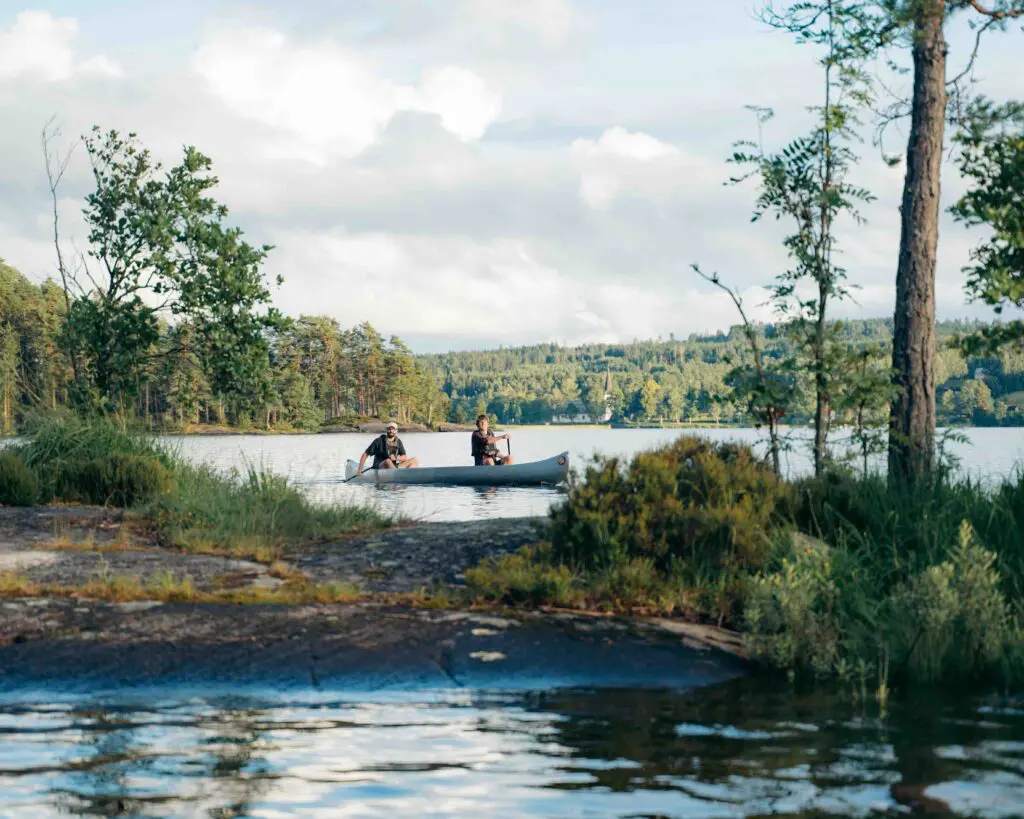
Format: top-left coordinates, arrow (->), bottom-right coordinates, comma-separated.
293,517 -> 548,593
0,599 -> 749,694
0,550 -> 60,571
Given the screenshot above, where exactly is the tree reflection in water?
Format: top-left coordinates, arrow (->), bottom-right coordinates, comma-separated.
1,680 -> 1020,817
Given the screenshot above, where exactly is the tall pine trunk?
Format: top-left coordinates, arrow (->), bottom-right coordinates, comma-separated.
889,0 -> 945,484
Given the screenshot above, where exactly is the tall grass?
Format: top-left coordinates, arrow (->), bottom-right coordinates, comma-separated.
149,461 -> 391,560
2,413 -> 393,557
12,412 -> 170,504
789,470 -> 1024,599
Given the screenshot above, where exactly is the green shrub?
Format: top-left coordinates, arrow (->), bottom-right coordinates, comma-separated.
53,453 -> 172,507
17,412 -> 170,502
465,546 -> 584,607
550,437 -> 788,576
883,522 -> 1017,683
0,451 -> 39,506
747,522 -> 1024,685
745,539 -> 853,677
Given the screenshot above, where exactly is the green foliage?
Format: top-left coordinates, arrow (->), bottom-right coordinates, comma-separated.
53,453 -> 171,507
747,520 -> 1022,685
834,344 -> 896,475
725,1 -> 881,477
550,437 -> 788,576
3,251 -> 1023,431
883,522 -> 1014,683
71,127 -> 284,412
149,461 -> 391,555
465,546 -> 712,616
788,466 -> 1024,600
465,545 -> 584,607
10,413 -> 170,506
952,98 -> 1024,354
745,539 -> 853,677
0,451 -> 39,506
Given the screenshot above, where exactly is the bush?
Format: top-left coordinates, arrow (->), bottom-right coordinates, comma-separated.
16,412 -> 170,503
53,453 -> 172,507
0,451 -> 39,506
883,522 -> 1017,683
465,546 -> 584,607
746,522 -> 1024,685
550,437 -> 788,576
745,538 -> 854,678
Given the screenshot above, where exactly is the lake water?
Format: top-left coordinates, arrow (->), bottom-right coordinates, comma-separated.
1,681 -> 1022,817
165,426 -> 1024,522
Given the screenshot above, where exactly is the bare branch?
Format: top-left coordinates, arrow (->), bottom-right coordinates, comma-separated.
42,116 -> 84,390
966,0 -> 1024,19
41,117 -> 77,309
70,239 -> 103,295
948,15 -> 999,89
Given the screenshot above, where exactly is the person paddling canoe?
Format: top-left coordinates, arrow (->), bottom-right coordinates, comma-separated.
471,414 -> 514,465
357,422 -> 419,476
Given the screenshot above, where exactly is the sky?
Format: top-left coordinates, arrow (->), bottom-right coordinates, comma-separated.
0,1 -> 1022,353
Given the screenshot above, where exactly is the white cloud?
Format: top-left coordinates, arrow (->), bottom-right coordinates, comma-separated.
0,10 -> 121,83
569,126 -> 724,210
2,3 -> 1020,353
193,25 -> 502,162
266,229 -> 777,347
412,66 -> 502,142
572,126 -> 679,162
466,0 -> 577,46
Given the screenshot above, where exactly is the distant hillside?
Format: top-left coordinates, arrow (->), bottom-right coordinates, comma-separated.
420,318 -> 1024,427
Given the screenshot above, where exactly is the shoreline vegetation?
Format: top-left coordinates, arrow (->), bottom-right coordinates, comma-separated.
465,437 -> 1024,692
2,415 -> 1023,695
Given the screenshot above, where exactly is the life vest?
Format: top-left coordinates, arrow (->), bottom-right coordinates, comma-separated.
471,431 -> 498,458
385,435 -> 401,462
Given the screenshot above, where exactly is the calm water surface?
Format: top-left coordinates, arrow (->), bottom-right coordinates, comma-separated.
165,426 -> 1024,522
1,681 -> 1022,817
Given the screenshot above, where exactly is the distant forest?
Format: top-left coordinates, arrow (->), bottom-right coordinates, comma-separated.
424,320 -> 1024,428
2,257 -> 1020,432
0,259 -> 446,433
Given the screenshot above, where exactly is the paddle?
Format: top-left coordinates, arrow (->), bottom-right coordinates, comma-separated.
342,467 -> 376,483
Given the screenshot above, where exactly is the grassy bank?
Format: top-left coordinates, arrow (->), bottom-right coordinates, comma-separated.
0,413 -> 392,561
465,437 -> 1024,690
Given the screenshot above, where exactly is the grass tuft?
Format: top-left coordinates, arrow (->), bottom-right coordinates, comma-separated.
0,570 -> 361,606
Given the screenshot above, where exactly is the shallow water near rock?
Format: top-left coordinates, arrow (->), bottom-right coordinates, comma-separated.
1,680 -> 1022,817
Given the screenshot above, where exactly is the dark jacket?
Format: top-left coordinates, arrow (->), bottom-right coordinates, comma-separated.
365,434 -> 405,468
471,430 -> 500,465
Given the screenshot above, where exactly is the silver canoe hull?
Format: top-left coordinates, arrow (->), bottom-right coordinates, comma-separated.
343,452 -> 569,486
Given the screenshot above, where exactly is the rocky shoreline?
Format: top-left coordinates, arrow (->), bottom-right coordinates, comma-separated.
0,507 -> 749,692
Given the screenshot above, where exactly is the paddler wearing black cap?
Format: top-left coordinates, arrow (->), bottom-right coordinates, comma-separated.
357,421 -> 419,476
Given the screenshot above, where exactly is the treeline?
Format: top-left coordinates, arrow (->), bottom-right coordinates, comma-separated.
0,259 -> 446,432
7,246 -> 1022,433
424,318 -> 1024,428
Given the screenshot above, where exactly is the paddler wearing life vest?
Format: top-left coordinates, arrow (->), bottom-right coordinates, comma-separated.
471,414 -> 515,466
357,421 -> 420,476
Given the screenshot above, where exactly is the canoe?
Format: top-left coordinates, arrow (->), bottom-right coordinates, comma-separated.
344,452 -> 570,486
